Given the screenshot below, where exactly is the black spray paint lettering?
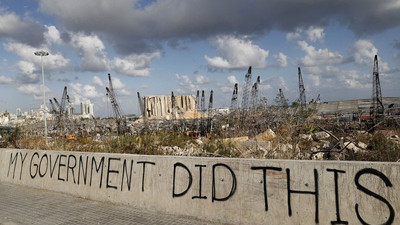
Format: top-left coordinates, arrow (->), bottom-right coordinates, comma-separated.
354,168 -> 394,225
29,152 -> 40,179
172,162 -> 193,198
106,157 -> 120,189
58,154 -> 67,181
121,159 -> 134,191
66,155 -> 77,184
7,151 -> 399,225
49,155 -> 59,179
137,161 -> 156,192
7,152 -> 28,180
192,164 -> 207,200
77,155 -> 88,185
212,163 -> 236,202
90,156 -> 104,188
7,152 -> 18,179
38,154 -> 48,177
286,168 -> 319,224
29,153 -> 55,179
250,166 -> 283,211
326,168 -> 348,225
19,152 -> 28,180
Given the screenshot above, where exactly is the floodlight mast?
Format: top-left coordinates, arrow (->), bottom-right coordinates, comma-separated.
34,50 -> 49,144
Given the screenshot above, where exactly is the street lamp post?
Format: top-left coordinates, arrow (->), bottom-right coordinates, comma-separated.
34,50 -> 49,144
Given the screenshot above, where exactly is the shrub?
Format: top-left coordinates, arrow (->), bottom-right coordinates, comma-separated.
353,133 -> 400,161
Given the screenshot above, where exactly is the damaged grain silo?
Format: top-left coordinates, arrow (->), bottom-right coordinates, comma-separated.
142,94 -> 197,119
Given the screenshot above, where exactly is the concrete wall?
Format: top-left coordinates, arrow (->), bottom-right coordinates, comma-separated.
1,148 -> 399,225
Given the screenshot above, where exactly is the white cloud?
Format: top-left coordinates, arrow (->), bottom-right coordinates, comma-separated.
350,41 -> 397,75
16,61 -> 38,83
111,52 -> 160,77
91,75 -> 129,96
0,75 -> 14,84
3,42 -> 70,82
278,77 -> 288,91
227,75 -> 238,85
351,40 -> 378,64
306,66 -> 370,90
195,75 -> 210,84
92,76 -> 104,87
218,75 -> 239,93
0,11 -> 46,46
17,84 -> 50,100
70,32 -> 109,72
37,0 -> 400,57
258,76 -> 287,93
304,66 -> 323,75
69,82 -> 102,104
286,28 -> 302,41
306,26 -> 325,42
379,61 -> 398,74
205,35 -> 269,70
308,74 -> 321,87
338,70 -> 370,89
175,74 -> 197,93
0,12 -> 26,35
298,40 -> 344,66
110,77 -> 130,96
4,42 -> 70,71
44,25 -> 62,45
273,52 -> 288,68
219,84 -> 233,93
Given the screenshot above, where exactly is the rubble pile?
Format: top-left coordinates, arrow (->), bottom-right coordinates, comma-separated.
5,100 -> 400,162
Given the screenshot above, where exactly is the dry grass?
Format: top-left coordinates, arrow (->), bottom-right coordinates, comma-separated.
3,108 -> 399,162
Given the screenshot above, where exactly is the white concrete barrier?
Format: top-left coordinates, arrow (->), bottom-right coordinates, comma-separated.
1,148 -> 399,225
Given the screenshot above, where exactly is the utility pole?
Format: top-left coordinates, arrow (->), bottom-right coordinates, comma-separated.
34,50 -> 49,144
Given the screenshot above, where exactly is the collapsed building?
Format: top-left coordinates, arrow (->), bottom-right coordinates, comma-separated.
142,95 -> 197,119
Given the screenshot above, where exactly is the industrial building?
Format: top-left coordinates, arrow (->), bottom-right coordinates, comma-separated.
142,95 -> 196,119
314,97 -> 400,114
80,100 -> 94,118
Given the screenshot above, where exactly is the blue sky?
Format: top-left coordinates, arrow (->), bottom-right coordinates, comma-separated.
0,0 -> 399,117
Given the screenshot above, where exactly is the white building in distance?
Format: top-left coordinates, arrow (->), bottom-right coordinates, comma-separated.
80,100 -> 94,118
16,108 -> 21,117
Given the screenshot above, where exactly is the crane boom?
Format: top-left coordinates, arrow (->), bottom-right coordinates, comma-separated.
49,99 -> 57,114
298,67 -> 306,106
106,74 -> 127,135
53,98 -> 61,112
137,92 -> 144,116
60,86 -> 68,115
